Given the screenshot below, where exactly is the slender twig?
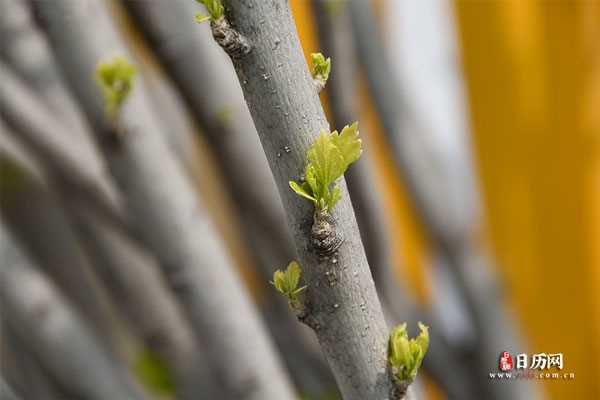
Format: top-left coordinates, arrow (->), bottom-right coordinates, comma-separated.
122,1 -> 336,396
206,1 -> 410,398
0,223 -> 146,400
33,1 -> 297,398
311,2 -> 477,399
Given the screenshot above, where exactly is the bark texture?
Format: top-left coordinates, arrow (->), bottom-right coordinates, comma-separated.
0,223 -> 146,400
211,1 -> 400,398
311,3 -> 476,399
33,1 -> 296,399
123,1 -> 336,396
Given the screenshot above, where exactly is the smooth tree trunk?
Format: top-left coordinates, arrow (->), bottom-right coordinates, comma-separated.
0,223 -> 146,400
33,1 -> 296,399
122,1 -> 336,396
206,1 -> 409,399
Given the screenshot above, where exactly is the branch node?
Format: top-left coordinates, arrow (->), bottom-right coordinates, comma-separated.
390,378 -> 412,400
292,300 -> 320,331
311,210 -> 344,257
211,17 -> 252,59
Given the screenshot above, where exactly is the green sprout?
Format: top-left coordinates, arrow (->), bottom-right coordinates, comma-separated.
134,350 -> 174,396
388,322 -> 429,383
95,56 -> 136,118
311,52 -> 331,91
271,261 -> 307,305
195,0 -> 224,23
289,122 -> 362,212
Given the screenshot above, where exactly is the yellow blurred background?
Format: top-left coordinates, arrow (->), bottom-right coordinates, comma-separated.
116,1 -> 600,398
289,1 -> 600,399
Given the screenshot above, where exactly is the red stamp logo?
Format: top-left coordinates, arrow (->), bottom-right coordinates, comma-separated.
499,351 -> 513,371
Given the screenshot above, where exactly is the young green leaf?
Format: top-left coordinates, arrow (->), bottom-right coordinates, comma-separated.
271,261 -> 307,302
388,322 -> 429,382
311,52 -> 331,83
195,13 -> 211,24
95,56 -> 136,118
195,0 -> 224,22
134,350 -> 174,395
289,123 -> 362,212
289,181 -> 317,204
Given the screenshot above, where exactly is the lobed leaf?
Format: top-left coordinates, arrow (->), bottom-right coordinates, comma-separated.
271,261 -> 306,302
290,123 -> 362,212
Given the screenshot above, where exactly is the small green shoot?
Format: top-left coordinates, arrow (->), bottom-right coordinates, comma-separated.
134,350 -> 174,396
95,56 -> 136,118
195,0 -> 224,23
311,52 -> 331,84
289,122 -> 362,212
271,261 -> 307,304
388,322 -> 429,383
311,52 -> 331,91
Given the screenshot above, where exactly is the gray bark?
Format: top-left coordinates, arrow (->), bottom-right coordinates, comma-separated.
122,1 -> 336,396
0,377 -> 22,400
0,60 -> 126,235
0,135 -> 120,353
1,324 -> 65,400
0,5 -> 213,394
209,1 -> 403,398
311,3 -> 476,399
71,203 -> 216,400
123,0 -> 295,268
0,0 -> 99,156
348,2 -> 537,399
33,1 -> 297,399
0,223 -> 146,400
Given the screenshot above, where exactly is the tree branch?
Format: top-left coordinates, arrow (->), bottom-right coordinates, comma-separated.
33,1 -> 297,398
0,223 -> 146,400
121,1 -> 335,395
348,1 -> 537,399
207,1 -> 407,398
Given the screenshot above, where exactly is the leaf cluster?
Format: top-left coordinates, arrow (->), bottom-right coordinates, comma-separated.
95,56 -> 136,118
311,52 -> 331,84
289,122 -> 362,211
195,0 -> 224,23
388,322 -> 429,382
271,261 -> 307,303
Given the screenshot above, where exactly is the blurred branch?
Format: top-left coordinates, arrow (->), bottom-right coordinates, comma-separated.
0,223 -> 146,400
0,133 -> 121,352
0,377 -> 22,400
0,3 -> 214,394
208,1 -> 411,398
33,1 -> 297,398
348,1 -> 536,399
0,61 -> 127,236
1,324 -> 66,400
311,2 -> 476,399
122,1 -> 336,396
